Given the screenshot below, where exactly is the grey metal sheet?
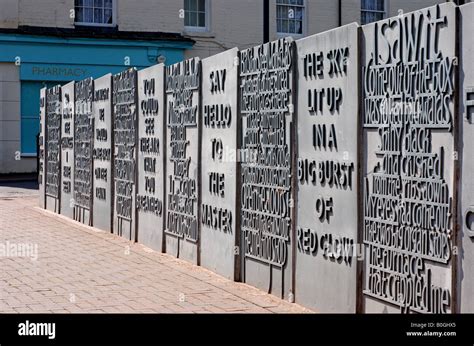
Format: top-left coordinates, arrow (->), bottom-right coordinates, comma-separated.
137,64 -> 166,252
45,85 -> 61,213
93,74 -> 113,233
459,2 -> 474,313
239,38 -> 295,299
200,48 -> 239,280
60,81 -> 75,219
74,77 -> 94,226
39,87 -> 46,209
164,58 -> 201,265
295,23 -> 360,312
113,68 -> 138,241
361,3 -> 457,313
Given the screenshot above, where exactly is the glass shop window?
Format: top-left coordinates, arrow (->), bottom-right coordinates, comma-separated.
185,0 -> 208,31
75,0 -> 115,26
277,0 -> 305,35
361,0 -> 386,25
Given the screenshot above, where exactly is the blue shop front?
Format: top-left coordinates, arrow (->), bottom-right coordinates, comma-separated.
0,27 -> 193,158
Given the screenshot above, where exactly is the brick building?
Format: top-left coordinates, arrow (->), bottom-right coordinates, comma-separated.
0,0 -> 455,173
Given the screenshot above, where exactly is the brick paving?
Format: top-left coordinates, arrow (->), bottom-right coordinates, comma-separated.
0,188 -> 311,314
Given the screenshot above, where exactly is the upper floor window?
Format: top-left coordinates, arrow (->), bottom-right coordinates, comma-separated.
75,0 -> 115,26
361,0 -> 386,25
277,0 -> 305,35
184,0 -> 208,31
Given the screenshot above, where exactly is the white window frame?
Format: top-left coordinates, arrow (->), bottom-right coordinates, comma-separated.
276,0 -> 306,38
184,0 -> 210,33
361,0 -> 387,25
74,0 -> 117,27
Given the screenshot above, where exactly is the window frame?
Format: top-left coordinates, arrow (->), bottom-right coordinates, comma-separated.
184,0 -> 210,33
276,0 -> 306,38
361,0 -> 388,25
74,0 -> 117,28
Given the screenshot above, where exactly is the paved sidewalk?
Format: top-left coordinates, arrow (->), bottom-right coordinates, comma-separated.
0,191 -> 311,313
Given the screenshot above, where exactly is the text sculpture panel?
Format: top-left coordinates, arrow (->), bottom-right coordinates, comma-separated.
113,68 -> 138,240
60,81 -> 75,219
39,87 -> 46,209
45,85 -> 62,213
137,64 -> 166,251
93,74 -> 113,232
74,77 -> 94,225
460,2 -> 474,313
200,48 -> 240,280
295,24 -> 360,312
239,38 -> 295,299
362,3 -> 457,313
165,58 -> 201,265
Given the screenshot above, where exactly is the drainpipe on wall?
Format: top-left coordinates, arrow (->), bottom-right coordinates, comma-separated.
339,0 -> 342,27
264,0 -> 270,43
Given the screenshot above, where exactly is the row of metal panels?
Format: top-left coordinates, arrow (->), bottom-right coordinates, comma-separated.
38,2 -> 474,313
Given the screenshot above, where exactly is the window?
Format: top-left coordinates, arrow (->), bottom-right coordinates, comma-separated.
184,0 -> 208,31
277,0 -> 305,35
361,0 -> 386,25
75,0 -> 115,26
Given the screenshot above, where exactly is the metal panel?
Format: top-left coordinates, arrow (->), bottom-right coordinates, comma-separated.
459,2 -> 474,313
137,64 -> 166,251
239,38 -> 295,299
74,77 -> 94,226
60,81 -> 75,219
92,74 -> 113,233
39,87 -> 46,209
295,23 -> 360,312
164,58 -> 201,265
200,48 -> 239,281
361,3 -> 457,313
45,85 -> 61,213
113,68 -> 138,241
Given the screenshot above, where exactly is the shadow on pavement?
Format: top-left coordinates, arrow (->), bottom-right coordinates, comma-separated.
0,180 -> 39,190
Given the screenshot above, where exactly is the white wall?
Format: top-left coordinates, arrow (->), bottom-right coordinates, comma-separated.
0,0 -> 19,28
18,0 -> 74,28
116,0 -> 183,32
0,0 -> 457,175
388,0 -> 447,17
184,0 -> 263,59
0,0 -> 452,56
342,0 -> 362,25
0,63 -> 36,173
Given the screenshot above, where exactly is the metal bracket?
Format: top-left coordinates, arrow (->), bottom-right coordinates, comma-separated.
465,206 -> 474,238
465,87 -> 474,124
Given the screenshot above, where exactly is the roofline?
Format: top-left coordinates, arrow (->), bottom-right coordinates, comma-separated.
0,25 -> 195,49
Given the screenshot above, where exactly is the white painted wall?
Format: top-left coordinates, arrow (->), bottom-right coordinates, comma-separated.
184,0 -> 263,59
0,0 -> 19,28
117,0 -> 183,32
0,0 -> 451,56
18,0 -> 74,28
0,63 -> 36,173
0,0 -> 455,175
